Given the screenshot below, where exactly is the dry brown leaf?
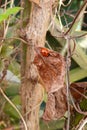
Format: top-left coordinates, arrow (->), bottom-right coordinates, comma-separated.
34,49 -> 87,121
70,82 -> 87,117
70,82 -> 87,101
34,47 -> 66,93
54,86 -> 67,119
34,47 -> 67,121
42,93 -> 56,121
43,86 -> 67,121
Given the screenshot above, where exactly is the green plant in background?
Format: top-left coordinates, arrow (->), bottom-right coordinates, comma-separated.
0,3 -> 22,129
0,7 -> 22,23
0,0 -> 87,130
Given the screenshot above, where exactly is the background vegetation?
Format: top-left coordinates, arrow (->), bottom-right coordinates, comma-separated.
0,0 -> 87,130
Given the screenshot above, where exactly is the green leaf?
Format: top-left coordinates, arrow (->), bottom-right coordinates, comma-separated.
0,13 -> 8,22
76,33 -> 87,49
5,7 -> 23,16
0,60 -> 4,71
0,7 -> 23,23
5,83 -> 20,97
4,95 -> 21,120
0,44 -> 12,57
69,2 -> 87,34
40,118 -> 65,130
70,95 -> 87,129
72,30 -> 87,38
72,41 -> 87,69
0,8 -> 4,14
70,67 -> 87,82
8,60 -> 20,76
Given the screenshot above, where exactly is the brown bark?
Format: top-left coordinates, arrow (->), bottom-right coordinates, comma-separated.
21,1 -> 57,130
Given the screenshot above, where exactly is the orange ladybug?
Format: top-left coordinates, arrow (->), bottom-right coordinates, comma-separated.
40,48 -> 50,57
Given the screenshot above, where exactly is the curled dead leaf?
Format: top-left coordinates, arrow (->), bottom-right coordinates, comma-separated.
70,82 -> 87,101
34,47 -> 66,93
43,86 -> 67,121
34,47 -> 67,121
70,82 -> 87,126
42,93 -> 56,121
34,48 -> 87,121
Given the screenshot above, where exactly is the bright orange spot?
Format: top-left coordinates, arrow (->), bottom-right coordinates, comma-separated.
40,48 -> 49,57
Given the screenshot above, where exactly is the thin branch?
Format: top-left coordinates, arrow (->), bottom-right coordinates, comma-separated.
0,87 -> 28,130
70,87 -> 87,100
70,93 -> 87,115
72,33 -> 87,39
45,40 -> 53,50
3,0 -> 7,35
64,0 -> 87,35
1,1 -> 11,7
77,103 -> 87,115
78,117 -> 87,130
62,0 -> 72,7
66,38 -> 71,130
0,70 -> 7,83
3,0 -> 14,40
0,37 -> 28,44
0,59 -> 9,83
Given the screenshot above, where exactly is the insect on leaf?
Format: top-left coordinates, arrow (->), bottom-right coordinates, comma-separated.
34,47 -> 66,93
34,47 -> 67,121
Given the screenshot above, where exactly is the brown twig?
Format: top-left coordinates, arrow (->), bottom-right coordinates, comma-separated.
70,87 -> 87,100
0,70 -> 7,83
62,0 -> 72,7
64,0 -> 87,35
0,59 -> 9,83
72,33 -> 87,39
70,92 -> 87,115
78,117 -> 87,130
66,38 -> 71,130
0,87 -> 27,130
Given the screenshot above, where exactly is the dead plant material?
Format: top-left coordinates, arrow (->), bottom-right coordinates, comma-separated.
34,47 -> 67,121
34,47 -> 66,93
70,82 -> 87,102
43,86 -> 67,121
34,47 -> 87,121
70,82 -> 87,116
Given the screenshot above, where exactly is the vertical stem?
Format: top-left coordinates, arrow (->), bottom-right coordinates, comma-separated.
20,1 -> 58,130
66,38 -> 71,130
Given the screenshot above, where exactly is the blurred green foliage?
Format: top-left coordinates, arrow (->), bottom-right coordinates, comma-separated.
0,0 -> 87,130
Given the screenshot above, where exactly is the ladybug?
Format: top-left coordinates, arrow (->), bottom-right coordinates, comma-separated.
40,48 -> 50,57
